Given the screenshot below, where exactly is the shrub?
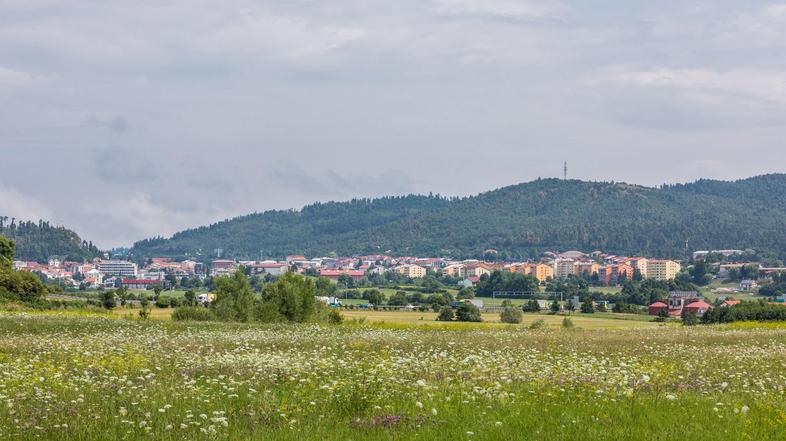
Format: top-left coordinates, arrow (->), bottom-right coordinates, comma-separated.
682,310 -> 699,326
580,297 -> 594,314
500,306 -> 522,324
561,317 -> 574,329
169,296 -> 183,308
172,306 -> 215,322
529,319 -> 546,330
155,296 -> 170,308
101,290 -> 116,310
436,306 -> 454,321
327,309 -> 343,325
522,300 -> 540,312
455,303 -> 482,322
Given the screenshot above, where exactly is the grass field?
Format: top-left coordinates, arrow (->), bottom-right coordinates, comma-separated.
1,312 -> 785,440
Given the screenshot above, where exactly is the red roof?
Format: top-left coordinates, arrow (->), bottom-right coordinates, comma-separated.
649,302 -> 667,308
121,279 -> 158,284
684,300 -> 711,309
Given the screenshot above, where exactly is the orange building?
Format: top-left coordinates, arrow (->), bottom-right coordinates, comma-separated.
598,263 -> 634,286
508,263 -> 554,283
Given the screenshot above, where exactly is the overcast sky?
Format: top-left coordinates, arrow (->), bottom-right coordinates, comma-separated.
1,0 -> 785,248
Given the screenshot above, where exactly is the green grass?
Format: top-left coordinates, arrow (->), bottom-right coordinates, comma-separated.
1,312 -> 784,440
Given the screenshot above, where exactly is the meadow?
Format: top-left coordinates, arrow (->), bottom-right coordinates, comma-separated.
1,312 -> 785,440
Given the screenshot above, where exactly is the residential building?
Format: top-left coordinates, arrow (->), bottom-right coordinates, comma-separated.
740,279 -> 758,291
647,260 -> 681,281
396,264 -> 427,278
509,263 -> 554,283
442,264 -> 466,278
98,260 -> 138,278
554,259 -> 576,280
598,263 -> 634,286
122,279 -> 159,290
211,259 -> 236,276
628,258 -> 648,278
318,269 -> 365,281
248,262 -> 289,276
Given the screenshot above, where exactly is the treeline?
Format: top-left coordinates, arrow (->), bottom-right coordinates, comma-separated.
131,174 -> 786,260
0,236 -> 59,306
0,217 -> 102,262
702,301 -> 786,324
172,270 -> 341,324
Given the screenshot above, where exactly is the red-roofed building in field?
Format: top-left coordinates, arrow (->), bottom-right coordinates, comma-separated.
318,269 -> 365,281
720,300 -> 741,308
683,300 -> 712,317
648,301 -> 668,316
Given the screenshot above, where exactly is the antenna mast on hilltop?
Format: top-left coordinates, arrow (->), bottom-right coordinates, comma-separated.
563,161 -> 567,180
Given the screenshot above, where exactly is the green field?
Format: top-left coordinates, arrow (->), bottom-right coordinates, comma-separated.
1,311 -> 785,440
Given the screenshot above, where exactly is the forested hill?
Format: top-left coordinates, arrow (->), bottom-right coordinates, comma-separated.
131,174 -> 786,260
0,218 -> 102,263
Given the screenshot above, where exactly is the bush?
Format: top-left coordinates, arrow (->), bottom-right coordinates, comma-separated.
500,306 -> 522,324
101,290 -> 116,310
436,306 -> 454,321
522,299 -> 540,312
580,297 -> 594,314
155,296 -> 170,308
529,319 -> 546,330
169,296 -> 183,308
172,306 -> 215,322
327,309 -> 343,325
455,303 -> 482,322
682,310 -> 699,326
561,317 -> 574,329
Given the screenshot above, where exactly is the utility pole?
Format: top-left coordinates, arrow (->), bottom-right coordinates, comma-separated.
563,161 -> 568,180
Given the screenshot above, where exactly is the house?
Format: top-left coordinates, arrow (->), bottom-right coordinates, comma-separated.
248,262 -> 289,276
211,259 -> 236,276
683,300 -> 712,317
318,269 -> 365,281
648,301 -> 668,316
395,264 -> 427,278
666,291 -> 705,317
442,263 -> 466,278
720,300 -> 741,308
740,279 -> 758,291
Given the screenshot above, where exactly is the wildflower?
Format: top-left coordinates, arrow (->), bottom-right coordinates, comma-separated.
741,405 -> 749,414
431,408 -> 438,416
665,394 -> 677,401
415,401 -> 423,409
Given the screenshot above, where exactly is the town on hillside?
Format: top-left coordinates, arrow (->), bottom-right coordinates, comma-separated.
14,248 -> 786,314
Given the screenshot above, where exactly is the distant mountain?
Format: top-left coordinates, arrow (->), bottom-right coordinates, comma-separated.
0,218 -> 102,263
131,174 -> 786,260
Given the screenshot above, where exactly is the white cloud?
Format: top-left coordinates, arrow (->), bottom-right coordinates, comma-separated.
0,66 -> 33,87
597,67 -> 786,104
434,0 -> 565,19
0,184 -> 53,221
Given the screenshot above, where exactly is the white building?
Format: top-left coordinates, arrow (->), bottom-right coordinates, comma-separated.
98,260 -> 138,278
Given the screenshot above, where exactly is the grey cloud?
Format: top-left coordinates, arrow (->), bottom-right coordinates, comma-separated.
0,0 -> 785,248
93,147 -> 158,184
268,162 -> 416,199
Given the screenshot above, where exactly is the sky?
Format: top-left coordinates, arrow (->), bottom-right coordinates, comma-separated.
1,0 -> 785,248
